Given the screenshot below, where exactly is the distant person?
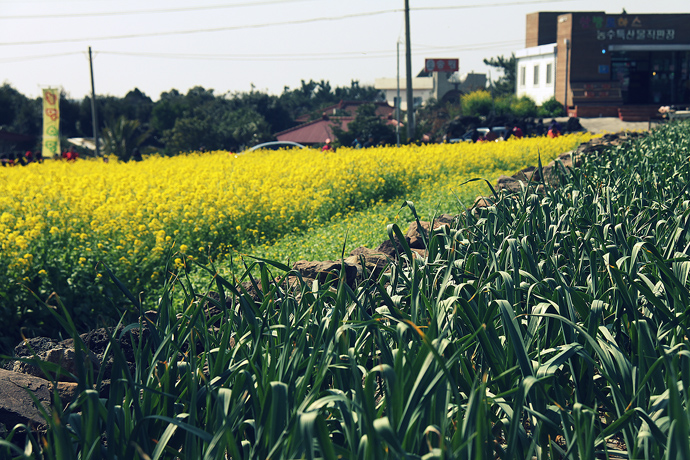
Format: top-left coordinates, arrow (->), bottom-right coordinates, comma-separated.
64,145 -> 78,161
322,138 -> 333,151
132,147 -> 143,162
547,119 -> 561,138
482,128 -> 499,142
351,136 -> 362,149
363,136 -> 375,148
24,150 -> 34,164
535,118 -> 546,136
511,126 -> 523,139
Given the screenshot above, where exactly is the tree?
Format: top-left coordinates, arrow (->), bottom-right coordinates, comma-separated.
483,54 -> 516,98
0,84 -> 41,137
102,116 -> 150,161
331,103 -> 396,147
461,90 -> 493,117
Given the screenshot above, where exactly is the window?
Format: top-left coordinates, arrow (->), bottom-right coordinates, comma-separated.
546,63 -> 553,85
533,65 -> 540,86
520,66 -> 526,87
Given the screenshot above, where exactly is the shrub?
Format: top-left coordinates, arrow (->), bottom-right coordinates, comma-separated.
538,97 -> 565,117
511,95 -> 538,118
461,90 -> 493,117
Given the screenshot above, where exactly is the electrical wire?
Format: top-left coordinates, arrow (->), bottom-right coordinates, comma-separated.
0,0 -> 318,20
1,0 -> 578,47
1,0 -> 576,20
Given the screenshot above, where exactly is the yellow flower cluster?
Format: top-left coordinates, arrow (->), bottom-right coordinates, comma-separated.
0,133 -> 593,295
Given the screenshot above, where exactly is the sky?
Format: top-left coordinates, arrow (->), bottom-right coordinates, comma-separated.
1,0 -> 688,101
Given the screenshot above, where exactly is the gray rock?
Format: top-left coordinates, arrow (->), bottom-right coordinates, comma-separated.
292,260 -> 358,287
404,214 -> 455,249
0,368 -> 51,429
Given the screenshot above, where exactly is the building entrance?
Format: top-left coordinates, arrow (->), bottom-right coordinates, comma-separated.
612,50 -> 690,107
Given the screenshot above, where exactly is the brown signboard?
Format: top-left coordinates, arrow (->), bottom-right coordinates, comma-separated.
575,13 -> 690,44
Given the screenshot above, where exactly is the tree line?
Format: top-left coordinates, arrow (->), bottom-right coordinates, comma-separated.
0,79 -> 383,158
1,54 -> 563,159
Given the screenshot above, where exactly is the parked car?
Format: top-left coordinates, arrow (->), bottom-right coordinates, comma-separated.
244,141 -> 306,153
478,127 -> 509,137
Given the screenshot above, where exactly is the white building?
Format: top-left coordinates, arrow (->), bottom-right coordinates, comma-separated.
515,43 -> 557,105
375,71 -> 487,111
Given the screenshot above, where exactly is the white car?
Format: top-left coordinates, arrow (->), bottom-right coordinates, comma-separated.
245,141 -> 306,152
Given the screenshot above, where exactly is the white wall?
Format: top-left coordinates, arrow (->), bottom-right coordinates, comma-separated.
515,44 -> 556,105
375,77 -> 433,111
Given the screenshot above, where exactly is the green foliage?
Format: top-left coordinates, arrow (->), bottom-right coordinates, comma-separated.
6,122 -> 690,459
538,97 -> 565,118
460,92 -> 538,119
2,81 -> 385,158
511,95 -> 538,118
102,116 -> 150,161
0,84 -> 41,140
331,103 -> 396,147
493,95 -> 513,116
483,53 -> 516,97
461,90 -> 493,117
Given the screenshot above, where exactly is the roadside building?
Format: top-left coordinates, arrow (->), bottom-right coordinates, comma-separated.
375,71 -> 487,111
515,11 -> 690,119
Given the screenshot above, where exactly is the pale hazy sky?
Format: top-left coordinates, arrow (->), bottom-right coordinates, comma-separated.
1,0 -> 687,101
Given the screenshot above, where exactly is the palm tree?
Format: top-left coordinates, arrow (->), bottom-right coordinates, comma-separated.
101,116 -> 149,162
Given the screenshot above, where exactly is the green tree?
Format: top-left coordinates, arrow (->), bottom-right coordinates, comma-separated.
102,116 -> 150,161
483,53 -> 516,98
151,90 -> 187,134
461,90 -> 494,117
0,84 -> 41,137
332,103 -> 396,147
511,95 -> 538,118
161,117 -> 212,154
538,97 -> 565,117
219,107 -> 271,150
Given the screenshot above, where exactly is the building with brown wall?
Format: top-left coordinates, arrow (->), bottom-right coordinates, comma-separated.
517,11 -> 690,119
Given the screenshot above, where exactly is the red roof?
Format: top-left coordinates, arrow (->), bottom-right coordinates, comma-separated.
276,100 -> 396,144
275,116 -> 355,144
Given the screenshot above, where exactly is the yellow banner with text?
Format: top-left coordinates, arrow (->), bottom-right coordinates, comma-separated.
42,88 -> 60,159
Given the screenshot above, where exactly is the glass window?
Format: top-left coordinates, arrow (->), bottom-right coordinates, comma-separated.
546,63 -> 553,85
520,66 -> 526,86
534,65 -> 540,86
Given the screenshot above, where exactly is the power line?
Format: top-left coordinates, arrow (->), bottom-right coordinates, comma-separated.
0,0 -> 579,47
0,10 -> 395,46
0,38 -> 524,64
0,0 -> 317,20
96,40 -> 523,60
1,0 -> 575,21
0,51 -> 85,63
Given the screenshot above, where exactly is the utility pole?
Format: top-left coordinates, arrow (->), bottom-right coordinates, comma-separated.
396,40 -> 401,147
88,47 -> 100,157
404,0 -> 415,141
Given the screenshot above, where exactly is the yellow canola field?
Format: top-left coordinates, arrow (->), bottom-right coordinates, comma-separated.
0,133 -> 593,296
